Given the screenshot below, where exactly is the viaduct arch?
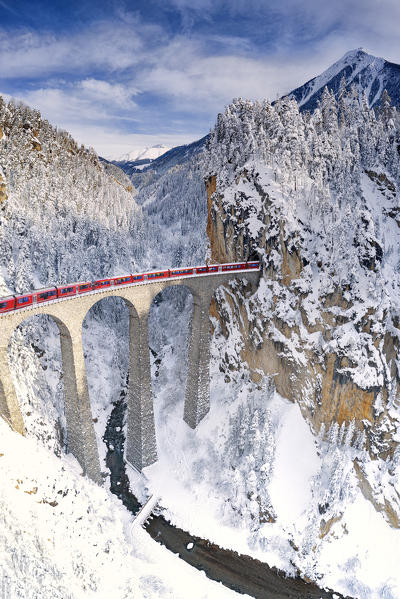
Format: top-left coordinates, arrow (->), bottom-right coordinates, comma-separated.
0,270 -> 259,484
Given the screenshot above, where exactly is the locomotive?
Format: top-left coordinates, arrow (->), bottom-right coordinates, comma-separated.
0,262 -> 260,314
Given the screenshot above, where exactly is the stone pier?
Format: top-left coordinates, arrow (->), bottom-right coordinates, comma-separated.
125,303 -> 158,471
184,287 -> 214,428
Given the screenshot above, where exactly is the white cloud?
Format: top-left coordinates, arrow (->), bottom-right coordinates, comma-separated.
79,79 -> 138,109
17,81 -> 139,126
157,0 -> 400,63
0,18 -> 158,79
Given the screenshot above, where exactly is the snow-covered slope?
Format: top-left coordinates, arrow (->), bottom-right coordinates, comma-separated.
0,97 -> 144,296
0,418 -> 248,599
112,135 -> 210,269
289,48 -> 400,111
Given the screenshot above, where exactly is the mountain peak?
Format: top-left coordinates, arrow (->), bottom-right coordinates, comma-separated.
288,48 -> 395,112
342,47 -> 370,58
336,47 -> 378,67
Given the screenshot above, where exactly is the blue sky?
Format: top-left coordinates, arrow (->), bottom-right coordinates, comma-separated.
1,0 -> 399,158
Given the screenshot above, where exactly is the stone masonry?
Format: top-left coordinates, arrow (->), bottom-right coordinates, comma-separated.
0,270 -> 259,484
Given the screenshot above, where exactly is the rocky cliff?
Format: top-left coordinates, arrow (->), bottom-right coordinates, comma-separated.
206,92 -> 400,526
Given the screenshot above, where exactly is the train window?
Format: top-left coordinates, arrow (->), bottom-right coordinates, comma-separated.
132,275 -> 143,280
17,296 -> 30,304
60,287 -> 74,294
116,277 -> 130,284
79,284 -> 89,290
39,290 -> 56,300
101,281 -> 110,286
0,301 -> 7,309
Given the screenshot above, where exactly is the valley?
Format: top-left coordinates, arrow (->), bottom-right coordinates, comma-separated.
2,42 -> 400,599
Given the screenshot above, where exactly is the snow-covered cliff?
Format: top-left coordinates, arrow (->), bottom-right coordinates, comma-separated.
189,90 -> 400,593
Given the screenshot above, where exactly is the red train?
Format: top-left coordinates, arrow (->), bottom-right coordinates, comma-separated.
0,262 -> 260,314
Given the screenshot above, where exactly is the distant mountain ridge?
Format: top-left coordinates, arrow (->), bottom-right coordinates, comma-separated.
113,135 -> 208,179
114,144 -> 170,164
289,48 -> 400,112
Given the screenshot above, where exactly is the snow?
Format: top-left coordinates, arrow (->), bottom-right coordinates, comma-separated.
293,48 -> 385,108
0,418 -> 249,599
319,495 -> 400,599
113,144 -> 171,163
269,401 -> 320,524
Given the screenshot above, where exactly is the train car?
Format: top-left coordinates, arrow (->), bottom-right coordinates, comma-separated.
221,263 -> 247,271
35,287 -> 58,303
131,273 -> 144,282
207,265 -> 219,273
169,268 -> 194,277
57,284 -> 77,298
113,275 -> 132,287
146,270 -> 170,280
0,296 -> 16,314
14,293 -> 34,309
93,278 -> 112,289
77,281 -> 93,294
131,273 -> 144,283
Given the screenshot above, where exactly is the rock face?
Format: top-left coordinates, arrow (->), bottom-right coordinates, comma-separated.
207,172 -> 397,454
205,94 -> 400,516
0,173 -> 6,203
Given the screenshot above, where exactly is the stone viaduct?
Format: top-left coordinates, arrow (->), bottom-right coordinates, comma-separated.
0,270 -> 259,484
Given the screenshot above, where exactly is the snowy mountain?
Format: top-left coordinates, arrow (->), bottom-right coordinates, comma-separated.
115,144 -> 170,163
202,94 -> 400,596
110,144 -> 171,173
289,47 -> 400,111
114,135 -> 207,177
0,97 -> 145,298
